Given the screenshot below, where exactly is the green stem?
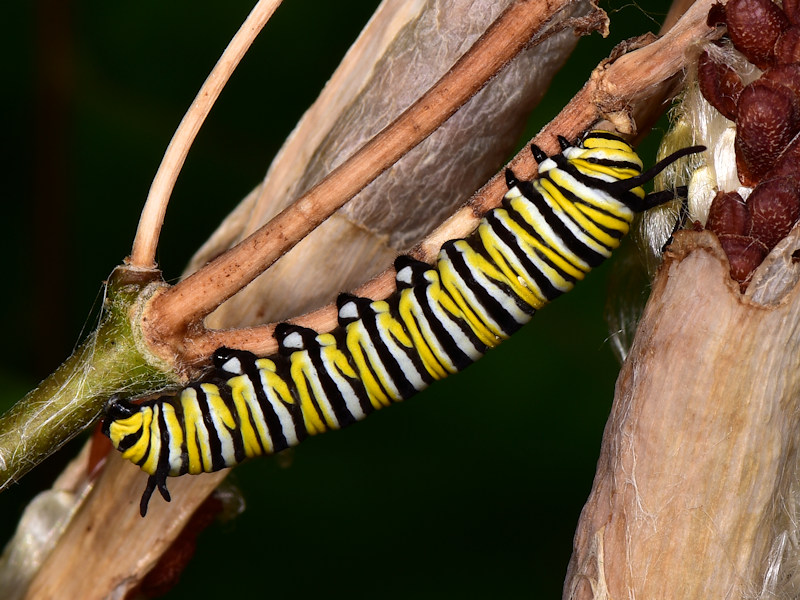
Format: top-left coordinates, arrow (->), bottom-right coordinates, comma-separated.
0,267 -> 178,491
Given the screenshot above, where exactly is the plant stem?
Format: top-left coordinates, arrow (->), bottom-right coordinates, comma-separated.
0,270 -> 175,490
129,0 -> 285,269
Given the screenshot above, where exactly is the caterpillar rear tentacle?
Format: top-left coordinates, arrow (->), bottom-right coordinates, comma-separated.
102,130 -> 704,516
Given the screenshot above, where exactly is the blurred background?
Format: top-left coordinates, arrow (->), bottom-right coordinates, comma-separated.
2,0 -> 675,597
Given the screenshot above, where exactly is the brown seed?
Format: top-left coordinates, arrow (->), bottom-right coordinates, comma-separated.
775,27 -> 800,64
726,0 -> 790,69
784,0 -> 800,26
764,134 -> 800,180
718,234 -> 769,285
758,67 -> 800,180
761,64 -> 800,98
735,78 -> 800,186
707,2 -> 727,27
698,50 -> 743,120
706,191 -> 751,235
748,177 -> 800,249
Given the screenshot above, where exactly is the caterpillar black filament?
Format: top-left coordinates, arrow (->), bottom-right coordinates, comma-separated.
103,130 -> 704,516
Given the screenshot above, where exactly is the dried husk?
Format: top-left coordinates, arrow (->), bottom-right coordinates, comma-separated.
565,228 -> 800,600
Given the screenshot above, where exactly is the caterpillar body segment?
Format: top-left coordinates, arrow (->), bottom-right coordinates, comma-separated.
103,130 -> 704,516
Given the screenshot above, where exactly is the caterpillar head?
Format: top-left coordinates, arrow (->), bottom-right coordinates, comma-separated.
102,394 -> 147,455
104,395 -> 173,516
572,130 -> 644,174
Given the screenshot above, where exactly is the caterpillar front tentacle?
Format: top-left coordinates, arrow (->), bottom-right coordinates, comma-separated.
103,130 -> 704,515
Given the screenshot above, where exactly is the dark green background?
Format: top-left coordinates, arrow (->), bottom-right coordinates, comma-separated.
2,0 -> 674,597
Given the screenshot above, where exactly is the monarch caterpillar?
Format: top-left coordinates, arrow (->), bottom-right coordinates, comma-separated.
103,130 -> 703,516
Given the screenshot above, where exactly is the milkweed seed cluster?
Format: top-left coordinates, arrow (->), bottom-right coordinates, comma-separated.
696,0 -> 800,288
103,130 -> 703,516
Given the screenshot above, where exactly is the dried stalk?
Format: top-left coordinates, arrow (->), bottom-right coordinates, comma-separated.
129,0 -> 284,270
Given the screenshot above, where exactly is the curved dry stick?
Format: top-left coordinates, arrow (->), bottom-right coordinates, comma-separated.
129,0 -> 284,269
180,0 -> 720,363
142,0 -> 585,359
